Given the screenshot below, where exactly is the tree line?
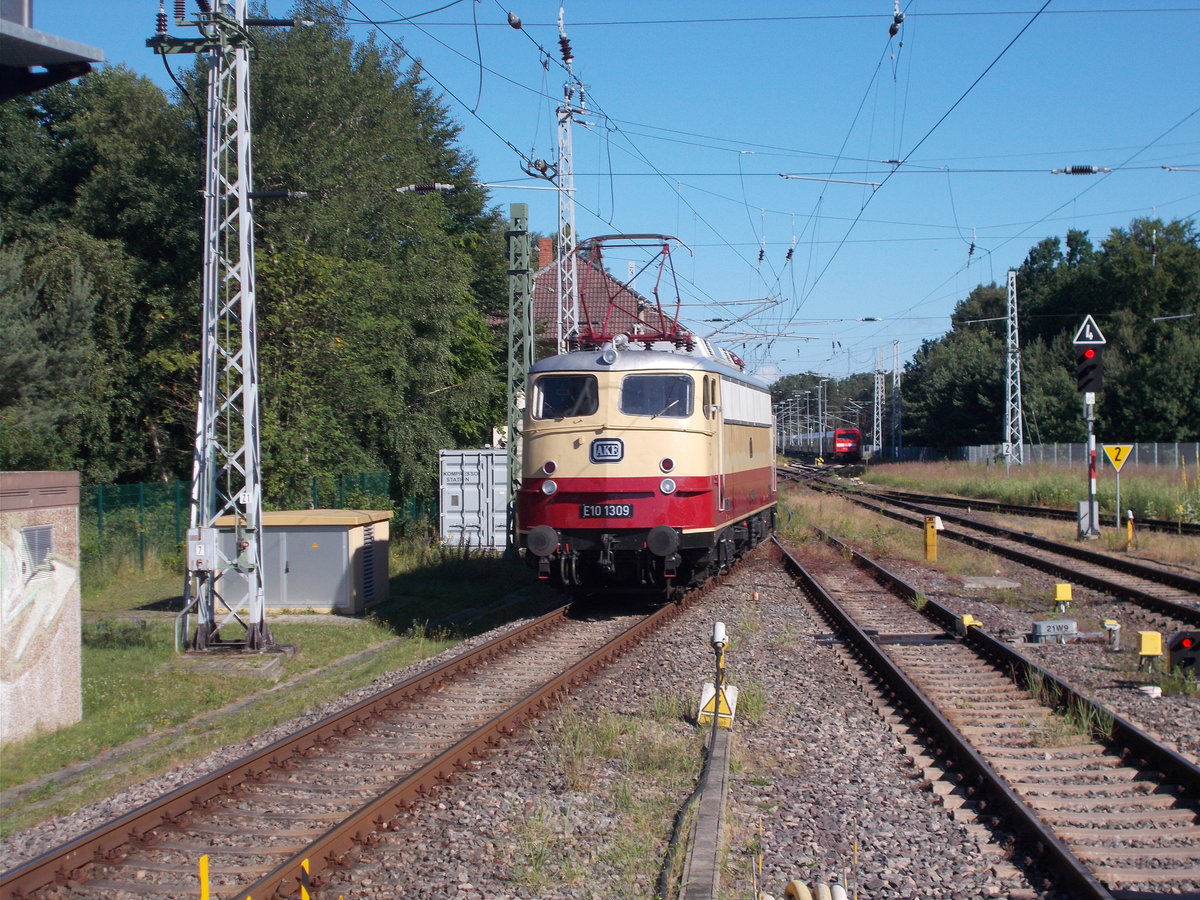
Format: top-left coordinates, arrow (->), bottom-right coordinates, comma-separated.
3,8 -> 1196,502
774,217 -> 1200,449
1,8 -> 508,505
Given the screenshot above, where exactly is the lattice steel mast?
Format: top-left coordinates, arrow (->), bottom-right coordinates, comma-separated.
873,348 -> 885,458
1004,269 -> 1025,469
890,340 -> 903,458
151,0 -> 273,651
554,8 -> 582,354
505,204 -> 533,548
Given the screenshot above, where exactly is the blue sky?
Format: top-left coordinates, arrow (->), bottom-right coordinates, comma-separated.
41,1 -> 1200,383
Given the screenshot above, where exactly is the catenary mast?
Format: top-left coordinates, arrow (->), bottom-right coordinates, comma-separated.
151,0 -> 273,650
1004,270 -> 1025,470
555,8 -> 582,354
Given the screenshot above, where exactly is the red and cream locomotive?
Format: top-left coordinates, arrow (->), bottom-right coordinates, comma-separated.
516,235 -> 776,597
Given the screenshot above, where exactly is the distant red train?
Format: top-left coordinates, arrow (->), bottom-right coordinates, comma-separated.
832,427 -> 863,463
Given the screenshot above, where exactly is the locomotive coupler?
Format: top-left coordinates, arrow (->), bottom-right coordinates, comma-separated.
598,534 -> 616,576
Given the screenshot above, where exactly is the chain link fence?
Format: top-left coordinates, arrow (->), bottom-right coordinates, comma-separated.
895,442 -> 1200,467
81,474 -> 436,576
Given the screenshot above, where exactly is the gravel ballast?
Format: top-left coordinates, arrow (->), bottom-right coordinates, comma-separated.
4,533 -> 1193,898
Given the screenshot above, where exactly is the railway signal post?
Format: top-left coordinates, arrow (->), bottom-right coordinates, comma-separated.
1072,316 -> 1106,540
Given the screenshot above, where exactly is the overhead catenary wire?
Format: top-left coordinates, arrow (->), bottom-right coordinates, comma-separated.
779,0 -> 1055,337
330,1 -> 1193,376
349,0 -> 771,309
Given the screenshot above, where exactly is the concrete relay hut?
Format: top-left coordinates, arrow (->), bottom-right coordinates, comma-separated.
0,471 -> 83,745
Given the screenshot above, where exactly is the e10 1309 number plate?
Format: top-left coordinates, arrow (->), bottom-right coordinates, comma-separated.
579,503 -> 633,519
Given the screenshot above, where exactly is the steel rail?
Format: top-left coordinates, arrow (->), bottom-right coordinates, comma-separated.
809,526 -> 1200,794
814,484 -> 1200,626
770,534 -> 1120,900
825,484 -> 1200,596
3,550 -> 741,899
872,486 -> 1200,538
234,587 -> 700,899
0,606 -> 574,898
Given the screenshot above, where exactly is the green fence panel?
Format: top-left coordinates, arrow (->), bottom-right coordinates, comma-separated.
81,480 -> 192,577
82,474 -> 437,573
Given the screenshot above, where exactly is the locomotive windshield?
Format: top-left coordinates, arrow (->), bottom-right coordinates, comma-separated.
620,374 -> 693,418
532,374 -> 599,419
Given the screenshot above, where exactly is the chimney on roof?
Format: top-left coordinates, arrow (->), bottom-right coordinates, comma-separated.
538,237 -> 554,269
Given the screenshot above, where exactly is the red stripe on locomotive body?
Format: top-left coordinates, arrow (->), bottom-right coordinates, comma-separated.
517,466 -> 775,533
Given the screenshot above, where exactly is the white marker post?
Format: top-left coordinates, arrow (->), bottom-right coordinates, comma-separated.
1103,444 -> 1133,529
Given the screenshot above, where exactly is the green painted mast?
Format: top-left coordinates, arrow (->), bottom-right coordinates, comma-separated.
505,203 -> 533,549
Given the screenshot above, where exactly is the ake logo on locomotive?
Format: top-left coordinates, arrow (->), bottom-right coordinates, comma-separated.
590,438 -> 624,463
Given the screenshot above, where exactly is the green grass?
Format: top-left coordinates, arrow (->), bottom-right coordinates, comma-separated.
1,536 -> 556,838
731,678 -> 767,724
776,487 -> 1009,580
863,460 -> 1200,525
1155,668 -> 1200,697
81,550 -> 184,616
512,709 -> 705,898
0,618 -> 458,837
1,616 -> 401,789
1022,666 -> 1115,746
377,536 -> 549,633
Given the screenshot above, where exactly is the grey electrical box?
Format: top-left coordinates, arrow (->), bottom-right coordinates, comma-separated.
439,449 -> 507,549
214,510 -> 391,613
1076,500 -> 1099,538
187,527 -> 219,571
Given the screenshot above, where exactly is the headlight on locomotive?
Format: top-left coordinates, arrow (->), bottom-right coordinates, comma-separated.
659,477 -> 677,495
541,479 -> 558,495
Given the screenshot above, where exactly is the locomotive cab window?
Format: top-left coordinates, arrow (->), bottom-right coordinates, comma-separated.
620,374 -> 693,418
533,374 -> 598,419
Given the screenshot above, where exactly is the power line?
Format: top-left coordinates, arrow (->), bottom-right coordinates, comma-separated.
779,1 -> 1054,335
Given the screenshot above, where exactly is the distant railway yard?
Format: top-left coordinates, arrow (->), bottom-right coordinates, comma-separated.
2,466 -> 1197,900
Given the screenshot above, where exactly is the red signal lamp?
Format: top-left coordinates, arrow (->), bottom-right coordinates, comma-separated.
1075,345 -> 1103,392
1168,631 -> 1199,672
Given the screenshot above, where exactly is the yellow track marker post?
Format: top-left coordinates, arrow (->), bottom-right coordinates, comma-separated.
1055,583 -> 1072,614
1138,631 -> 1163,673
199,855 -> 209,900
698,622 -> 738,728
923,515 -> 942,562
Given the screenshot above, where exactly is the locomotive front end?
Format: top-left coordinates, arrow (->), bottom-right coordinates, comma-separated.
517,350 -> 719,595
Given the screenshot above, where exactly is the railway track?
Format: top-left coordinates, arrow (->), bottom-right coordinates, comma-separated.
808,480 -> 1200,629
773,467 -> 1199,538
867,485 -> 1200,538
0,594 -> 704,900
774,533 -> 1200,898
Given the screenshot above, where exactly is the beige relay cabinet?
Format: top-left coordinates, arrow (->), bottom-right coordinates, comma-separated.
216,510 -> 391,614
